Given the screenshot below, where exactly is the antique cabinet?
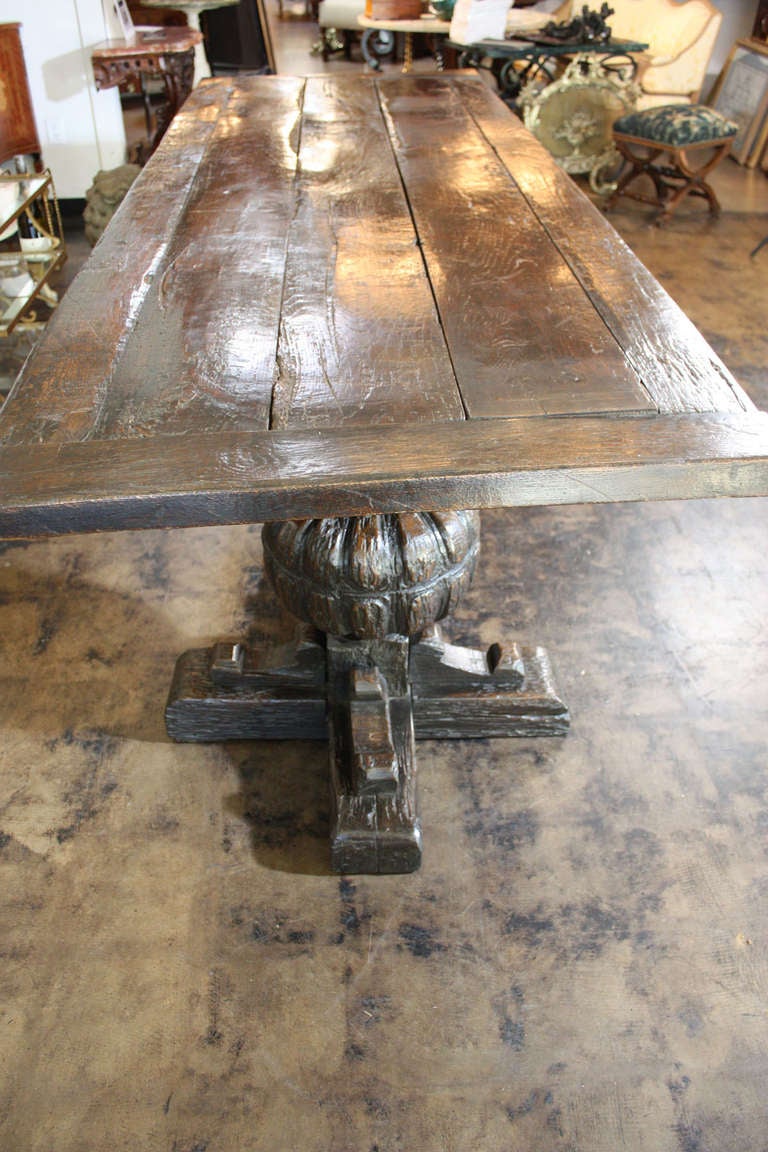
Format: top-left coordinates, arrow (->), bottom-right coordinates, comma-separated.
0,23 -> 40,165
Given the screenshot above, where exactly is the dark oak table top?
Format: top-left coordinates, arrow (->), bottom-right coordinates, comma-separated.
2,73 -> 768,537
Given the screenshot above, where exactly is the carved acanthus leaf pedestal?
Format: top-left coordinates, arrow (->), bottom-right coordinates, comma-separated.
166,512 -> 569,873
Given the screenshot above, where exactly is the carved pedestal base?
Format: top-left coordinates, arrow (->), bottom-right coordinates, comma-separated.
165,512 -> 569,873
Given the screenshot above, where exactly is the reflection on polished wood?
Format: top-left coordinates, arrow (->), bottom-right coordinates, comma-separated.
1,75 -> 768,872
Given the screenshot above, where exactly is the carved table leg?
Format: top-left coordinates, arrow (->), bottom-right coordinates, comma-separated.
326,636 -> 421,873
166,512 -> 569,873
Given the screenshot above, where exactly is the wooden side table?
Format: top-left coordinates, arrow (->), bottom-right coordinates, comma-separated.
91,26 -> 203,156
141,0 -> 239,79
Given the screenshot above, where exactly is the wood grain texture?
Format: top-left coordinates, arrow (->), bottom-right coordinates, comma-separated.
262,511 -> 479,639
412,643 -> 569,739
327,636 -> 422,874
0,79 -> 235,445
458,77 -> 753,416
165,647 -> 329,742
0,74 -> 764,541
377,76 -> 653,419
2,412 -> 768,536
165,637 -> 569,743
87,77 -> 304,439
271,76 -> 464,429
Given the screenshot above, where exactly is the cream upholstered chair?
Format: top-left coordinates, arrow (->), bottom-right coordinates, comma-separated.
550,0 -> 722,107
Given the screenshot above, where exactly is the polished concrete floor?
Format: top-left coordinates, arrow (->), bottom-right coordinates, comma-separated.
2,12 -> 768,1151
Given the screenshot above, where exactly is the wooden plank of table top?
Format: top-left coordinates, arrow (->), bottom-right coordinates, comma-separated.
92,77 -> 305,440
2,412 -> 768,537
0,81 -> 228,446
377,76 -> 654,419
270,76 -> 464,429
458,77 -> 752,416
0,77 -> 310,446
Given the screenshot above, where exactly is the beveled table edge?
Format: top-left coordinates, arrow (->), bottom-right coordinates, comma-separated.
2,411 -> 768,538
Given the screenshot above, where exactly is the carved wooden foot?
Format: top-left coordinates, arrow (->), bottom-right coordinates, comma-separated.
165,512 -> 569,873
326,635 -> 421,873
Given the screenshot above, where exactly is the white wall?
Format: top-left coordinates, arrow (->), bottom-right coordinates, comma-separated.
0,0 -> 126,198
709,0 -> 757,75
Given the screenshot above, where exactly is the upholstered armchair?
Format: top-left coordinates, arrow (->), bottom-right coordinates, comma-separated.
550,0 -> 723,107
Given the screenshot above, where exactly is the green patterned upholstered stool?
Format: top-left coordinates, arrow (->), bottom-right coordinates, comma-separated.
604,104 -> 738,224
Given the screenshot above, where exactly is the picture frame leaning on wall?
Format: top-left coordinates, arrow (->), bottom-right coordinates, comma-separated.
709,38 -> 768,166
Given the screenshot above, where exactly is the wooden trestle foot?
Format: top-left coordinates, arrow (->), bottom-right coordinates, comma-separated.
166,626 -> 569,873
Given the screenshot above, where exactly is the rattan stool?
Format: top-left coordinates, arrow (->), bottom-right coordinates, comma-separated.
604,104 -> 738,224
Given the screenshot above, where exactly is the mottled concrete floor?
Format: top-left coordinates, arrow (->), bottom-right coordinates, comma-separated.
2,36 -> 768,1151
3,496 -> 768,1152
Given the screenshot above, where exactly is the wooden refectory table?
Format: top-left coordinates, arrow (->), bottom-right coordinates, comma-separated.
2,74 -> 768,873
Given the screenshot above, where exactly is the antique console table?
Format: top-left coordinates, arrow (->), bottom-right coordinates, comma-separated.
91,25 -> 203,155
1,74 -> 767,874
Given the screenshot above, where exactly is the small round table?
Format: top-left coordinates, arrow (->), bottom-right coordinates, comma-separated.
357,14 -> 451,71
142,0 -> 240,79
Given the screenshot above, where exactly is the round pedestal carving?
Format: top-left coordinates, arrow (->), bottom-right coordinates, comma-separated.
262,511 -> 480,640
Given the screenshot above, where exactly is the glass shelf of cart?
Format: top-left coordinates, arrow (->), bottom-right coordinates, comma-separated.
0,171 -> 66,336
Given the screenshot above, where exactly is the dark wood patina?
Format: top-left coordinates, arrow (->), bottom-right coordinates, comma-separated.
1,75 -> 767,872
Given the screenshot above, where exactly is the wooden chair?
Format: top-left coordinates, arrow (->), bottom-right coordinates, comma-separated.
604,103 -> 738,224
